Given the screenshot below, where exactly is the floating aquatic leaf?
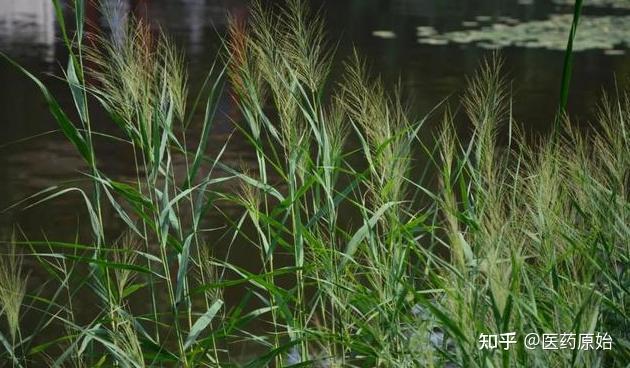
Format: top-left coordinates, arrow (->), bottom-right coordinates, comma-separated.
419,38 -> 449,46
552,0 -> 630,9
417,14 -> 630,52
475,15 -> 492,22
462,21 -> 479,27
604,49 -> 625,55
372,30 -> 397,39
416,26 -> 437,37
498,16 -> 520,25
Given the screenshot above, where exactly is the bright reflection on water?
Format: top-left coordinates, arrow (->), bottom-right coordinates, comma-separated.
0,0 -> 55,62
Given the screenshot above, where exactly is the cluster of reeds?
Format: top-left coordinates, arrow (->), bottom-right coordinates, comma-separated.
0,0 -> 627,367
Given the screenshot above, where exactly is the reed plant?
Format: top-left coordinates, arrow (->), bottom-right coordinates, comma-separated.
0,0 -> 627,367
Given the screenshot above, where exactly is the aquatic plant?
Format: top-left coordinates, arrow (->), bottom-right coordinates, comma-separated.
0,0 -> 627,367
416,14 -> 630,53
0,242 -> 28,346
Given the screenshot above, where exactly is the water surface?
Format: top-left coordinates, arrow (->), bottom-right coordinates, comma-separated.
0,0 -> 628,357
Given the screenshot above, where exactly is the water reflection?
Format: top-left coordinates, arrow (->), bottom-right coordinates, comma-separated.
0,0 -> 55,62
1,0 -> 629,235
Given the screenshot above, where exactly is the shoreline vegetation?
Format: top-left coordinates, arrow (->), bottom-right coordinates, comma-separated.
0,0 -> 628,366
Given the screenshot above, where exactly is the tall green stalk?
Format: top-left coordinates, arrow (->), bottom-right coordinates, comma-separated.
557,0 -> 584,126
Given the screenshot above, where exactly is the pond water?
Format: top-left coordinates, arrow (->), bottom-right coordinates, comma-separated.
1,0 -> 629,237
0,0 -> 630,236
0,0 -> 628,358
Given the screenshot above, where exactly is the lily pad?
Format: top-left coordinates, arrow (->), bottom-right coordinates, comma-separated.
604,49 -> 626,55
417,14 -> 630,52
419,38 -> 449,45
475,15 -> 492,22
416,26 -> 437,37
552,0 -> 630,9
372,30 -> 397,39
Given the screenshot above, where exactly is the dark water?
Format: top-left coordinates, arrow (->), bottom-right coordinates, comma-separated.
0,0 -> 628,357
2,0 -> 629,239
